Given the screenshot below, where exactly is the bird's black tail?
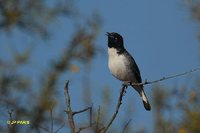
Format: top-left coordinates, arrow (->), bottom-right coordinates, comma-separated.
132,85 -> 151,111
140,90 -> 151,111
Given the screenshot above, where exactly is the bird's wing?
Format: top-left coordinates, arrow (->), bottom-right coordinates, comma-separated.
125,50 -> 142,83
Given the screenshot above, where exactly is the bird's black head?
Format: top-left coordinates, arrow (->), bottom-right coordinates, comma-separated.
106,32 -> 124,49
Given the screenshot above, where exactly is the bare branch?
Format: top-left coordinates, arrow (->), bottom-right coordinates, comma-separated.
76,124 -> 94,133
75,106 -> 93,133
122,119 -> 132,133
95,106 -> 104,133
7,109 -> 14,122
64,80 -> 76,133
72,106 -> 92,116
38,125 -> 50,133
89,105 -> 93,127
64,80 -> 93,133
95,106 -> 101,132
102,84 -> 127,133
7,109 -> 14,132
131,67 -> 200,86
54,122 -> 66,133
50,107 -> 53,133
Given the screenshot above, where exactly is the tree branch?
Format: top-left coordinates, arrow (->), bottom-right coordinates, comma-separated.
64,80 -> 76,133
75,106 -> 93,133
102,84 -> 127,133
72,106 -> 92,116
76,125 -> 93,133
64,80 -> 93,133
131,67 -> 200,86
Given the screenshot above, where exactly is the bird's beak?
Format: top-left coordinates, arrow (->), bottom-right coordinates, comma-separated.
105,32 -> 110,36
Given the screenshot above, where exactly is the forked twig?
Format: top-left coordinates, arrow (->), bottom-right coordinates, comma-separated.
64,80 -> 93,133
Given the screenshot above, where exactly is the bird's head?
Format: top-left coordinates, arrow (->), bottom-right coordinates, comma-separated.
106,32 -> 124,49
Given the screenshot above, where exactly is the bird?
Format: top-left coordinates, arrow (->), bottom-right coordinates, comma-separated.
106,32 -> 151,111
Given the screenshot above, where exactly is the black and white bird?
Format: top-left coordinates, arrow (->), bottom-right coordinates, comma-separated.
106,32 -> 151,111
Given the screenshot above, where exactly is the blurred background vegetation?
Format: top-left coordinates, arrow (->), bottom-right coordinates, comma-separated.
0,0 -> 199,133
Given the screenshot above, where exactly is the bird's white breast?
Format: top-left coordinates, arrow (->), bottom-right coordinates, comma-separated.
108,48 -> 133,81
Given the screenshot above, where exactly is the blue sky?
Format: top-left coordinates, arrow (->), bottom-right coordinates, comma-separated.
1,0 -> 200,132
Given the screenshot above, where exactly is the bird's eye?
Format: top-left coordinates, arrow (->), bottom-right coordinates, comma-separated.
115,37 -> 118,40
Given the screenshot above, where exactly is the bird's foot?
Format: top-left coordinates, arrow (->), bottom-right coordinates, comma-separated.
122,82 -> 129,95
122,83 -> 128,88
122,82 -> 132,87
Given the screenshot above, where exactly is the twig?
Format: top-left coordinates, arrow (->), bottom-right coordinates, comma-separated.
38,125 -> 50,133
50,107 -> 53,133
54,122 -> 66,133
102,84 -> 127,133
7,109 -> 14,122
64,80 -> 76,133
64,80 -> 93,133
89,105 -> 92,127
75,106 -> 93,133
95,106 -> 101,132
131,67 -> 200,86
122,119 -> 132,133
76,125 -> 93,133
7,109 -> 14,132
72,106 -> 91,115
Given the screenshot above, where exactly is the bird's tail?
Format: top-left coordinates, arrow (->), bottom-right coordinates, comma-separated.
140,90 -> 151,111
132,85 -> 151,111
